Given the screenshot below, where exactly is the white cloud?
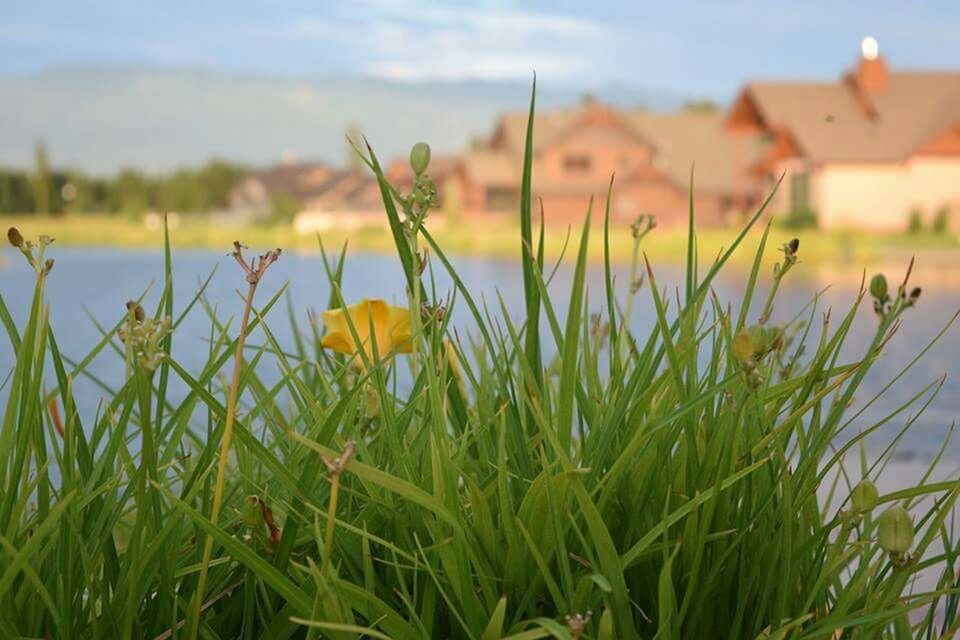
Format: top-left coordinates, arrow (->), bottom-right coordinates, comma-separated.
371,53 -> 582,82
289,2 -> 612,82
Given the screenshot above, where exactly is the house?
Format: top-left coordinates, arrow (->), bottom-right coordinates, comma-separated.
228,162 -> 335,218
228,161 -> 384,229
427,98 -> 761,227
726,38 -> 960,230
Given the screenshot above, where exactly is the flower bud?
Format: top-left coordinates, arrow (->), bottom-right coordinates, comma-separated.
909,287 -> 921,303
7,226 -> 24,248
877,505 -> 913,555
597,609 -> 613,640
126,301 -> 145,323
241,495 -> 262,529
850,479 -> 878,514
409,142 -> 431,175
869,274 -> 888,301
732,330 -> 755,362
747,325 -> 768,352
363,384 -> 380,421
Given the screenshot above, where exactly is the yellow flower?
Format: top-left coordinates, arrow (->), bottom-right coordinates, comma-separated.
321,299 -> 413,362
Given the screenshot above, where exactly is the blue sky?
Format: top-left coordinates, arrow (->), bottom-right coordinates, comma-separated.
3,0 -> 960,97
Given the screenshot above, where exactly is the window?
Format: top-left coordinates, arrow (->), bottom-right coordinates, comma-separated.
563,155 -> 592,172
790,172 -> 810,213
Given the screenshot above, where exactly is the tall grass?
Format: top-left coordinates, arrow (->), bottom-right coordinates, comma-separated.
2,88 -> 960,639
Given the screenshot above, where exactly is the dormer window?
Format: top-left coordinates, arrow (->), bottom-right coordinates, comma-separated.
564,155 -> 591,172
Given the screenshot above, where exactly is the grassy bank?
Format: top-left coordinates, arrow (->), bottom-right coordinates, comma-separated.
5,212 -> 959,268
2,91 -> 960,639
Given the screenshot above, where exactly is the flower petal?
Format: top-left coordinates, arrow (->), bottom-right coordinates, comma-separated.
320,331 -> 354,355
388,304 -> 414,353
368,299 -> 393,358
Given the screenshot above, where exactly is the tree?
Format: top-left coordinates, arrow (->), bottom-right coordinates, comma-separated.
109,168 -> 152,216
32,141 -> 51,214
682,99 -> 720,113
197,159 -> 248,209
0,170 -> 34,213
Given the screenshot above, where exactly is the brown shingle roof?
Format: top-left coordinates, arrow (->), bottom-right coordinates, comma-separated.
490,107 -> 583,153
251,163 -> 335,200
626,111 -> 762,192
304,169 -> 382,210
485,106 -> 760,194
462,150 -> 516,187
741,71 -> 960,163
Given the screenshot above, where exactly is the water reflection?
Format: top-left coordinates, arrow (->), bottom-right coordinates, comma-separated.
1,246 -> 958,463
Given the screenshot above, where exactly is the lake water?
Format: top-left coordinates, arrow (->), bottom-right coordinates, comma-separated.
2,245 -> 959,466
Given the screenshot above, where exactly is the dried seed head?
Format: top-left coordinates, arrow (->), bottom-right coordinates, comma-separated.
878,505 -> 914,556
850,479 -> 879,514
7,226 -> 24,248
630,214 -> 656,239
787,237 -> 800,254
565,611 -> 593,639
43,258 -> 54,275
409,142 -> 431,175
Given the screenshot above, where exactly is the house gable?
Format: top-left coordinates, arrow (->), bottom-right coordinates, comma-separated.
536,106 -> 655,184
725,88 -> 769,134
913,121 -> 960,157
752,128 -> 806,176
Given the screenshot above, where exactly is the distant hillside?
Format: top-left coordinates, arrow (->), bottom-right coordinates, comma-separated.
0,67 -> 687,174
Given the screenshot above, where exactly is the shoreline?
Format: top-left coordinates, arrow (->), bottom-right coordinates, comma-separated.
4,214 -> 960,269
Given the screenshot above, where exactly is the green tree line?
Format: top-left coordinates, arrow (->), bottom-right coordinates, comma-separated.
1,143 -> 249,216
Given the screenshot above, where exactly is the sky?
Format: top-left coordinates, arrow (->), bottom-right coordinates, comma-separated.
3,0 -> 960,97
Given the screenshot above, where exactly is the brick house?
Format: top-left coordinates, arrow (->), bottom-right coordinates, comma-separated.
229,161 -> 383,225
726,40 -> 960,230
430,98 -> 760,227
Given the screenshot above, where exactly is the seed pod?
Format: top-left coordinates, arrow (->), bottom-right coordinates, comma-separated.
409,142 -> 431,175
869,274 -> 888,301
7,227 -> 24,248
850,479 -> 879,514
877,505 -> 913,555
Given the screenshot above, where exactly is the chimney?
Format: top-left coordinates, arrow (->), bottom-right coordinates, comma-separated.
855,36 -> 889,93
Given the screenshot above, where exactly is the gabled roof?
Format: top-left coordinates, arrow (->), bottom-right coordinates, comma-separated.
483,104 -> 761,194
238,163 -> 384,211
728,68 -> 960,164
461,150 -> 516,187
248,162 -> 335,200
626,111 -> 763,192
489,106 -> 582,154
